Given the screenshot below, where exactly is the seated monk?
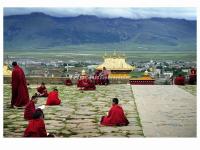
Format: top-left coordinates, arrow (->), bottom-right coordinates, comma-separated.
46,88 -> 61,105
77,70 -> 96,90
24,108 -> 47,137
94,70 -> 101,85
24,95 -> 38,120
65,74 -> 73,86
174,74 -> 185,85
100,98 -> 129,126
37,82 -> 48,97
99,67 -> 110,85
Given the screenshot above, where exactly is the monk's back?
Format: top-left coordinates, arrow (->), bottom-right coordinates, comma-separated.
24,119 -> 47,137
46,91 -> 61,105
110,105 -> 127,125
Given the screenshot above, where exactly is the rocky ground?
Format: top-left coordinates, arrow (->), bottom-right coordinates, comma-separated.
4,84 -> 143,137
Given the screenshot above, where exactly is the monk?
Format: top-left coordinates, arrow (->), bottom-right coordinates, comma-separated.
24,95 -> 38,120
46,88 -> 61,105
65,74 -> 73,86
37,82 -> 48,97
189,68 -> 196,85
100,67 -> 110,85
24,108 -> 47,137
100,98 -> 129,126
94,70 -> 101,85
11,61 -> 29,108
77,70 -> 96,90
174,74 -> 185,85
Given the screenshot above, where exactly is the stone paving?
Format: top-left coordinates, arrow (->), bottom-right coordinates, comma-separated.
4,84 -> 143,137
131,85 -> 196,137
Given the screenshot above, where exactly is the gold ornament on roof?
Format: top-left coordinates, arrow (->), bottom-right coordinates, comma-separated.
81,69 -> 86,75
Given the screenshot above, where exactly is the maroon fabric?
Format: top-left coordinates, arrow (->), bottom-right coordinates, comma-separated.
65,79 -> 73,86
24,119 -> 47,137
24,101 -> 36,120
11,65 -> 29,107
77,78 -> 96,90
46,91 -> 61,105
101,104 -> 129,126
189,74 -> 196,85
190,68 -> 196,75
94,75 -> 101,85
37,86 -> 48,97
174,76 -> 185,85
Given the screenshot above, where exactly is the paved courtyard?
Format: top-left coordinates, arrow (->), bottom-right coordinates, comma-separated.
4,84 -> 143,137
131,85 -> 196,137
4,84 -> 196,137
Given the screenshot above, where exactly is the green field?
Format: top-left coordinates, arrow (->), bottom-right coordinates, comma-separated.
4,50 -> 196,62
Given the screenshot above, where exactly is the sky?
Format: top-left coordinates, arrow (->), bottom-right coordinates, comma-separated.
4,7 -> 196,20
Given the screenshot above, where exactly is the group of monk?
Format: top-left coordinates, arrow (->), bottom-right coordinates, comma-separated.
10,62 -> 129,137
174,68 -> 197,85
68,67 -> 110,90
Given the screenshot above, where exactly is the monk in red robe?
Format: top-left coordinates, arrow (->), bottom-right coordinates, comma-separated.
77,77 -> 96,90
174,74 -> 185,85
65,74 -> 73,86
100,98 -> 129,126
94,70 -> 101,85
24,108 -> 47,137
24,95 -> 38,120
11,62 -> 29,108
37,82 -> 48,97
46,88 -> 61,105
77,70 -> 96,90
99,67 -> 110,85
189,68 -> 196,85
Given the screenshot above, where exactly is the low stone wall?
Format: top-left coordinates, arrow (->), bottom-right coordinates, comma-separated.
3,76 -> 129,85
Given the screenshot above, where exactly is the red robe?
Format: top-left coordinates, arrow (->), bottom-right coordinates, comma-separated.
65,78 -> 73,86
94,75 -> 101,85
46,91 -> 61,105
11,65 -> 29,107
24,119 -> 47,137
99,70 -> 109,85
189,68 -> 196,85
101,104 -> 129,126
24,101 -> 36,120
77,78 -> 96,90
174,76 -> 185,85
37,86 -> 48,97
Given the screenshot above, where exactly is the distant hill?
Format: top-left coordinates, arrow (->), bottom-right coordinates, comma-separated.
4,12 -> 196,52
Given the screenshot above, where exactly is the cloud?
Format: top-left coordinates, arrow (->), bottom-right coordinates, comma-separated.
4,7 -> 196,20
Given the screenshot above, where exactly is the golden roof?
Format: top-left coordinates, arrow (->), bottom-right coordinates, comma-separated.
3,64 -> 12,76
130,75 -> 155,81
96,52 -> 134,71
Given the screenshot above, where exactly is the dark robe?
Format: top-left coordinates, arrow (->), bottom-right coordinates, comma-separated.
11,65 -> 29,107
65,78 -> 73,86
99,70 -> 109,85
189,68 -> 196,85
24,119 -> 47,137
77,78 -> 96,90
189,75 -> 196,85
94,75 -> 101,85
101,104 -> 129,126
24,101 -> 36,120
37,86 -> 48,97
174,76 -> 185,85
46,91 -> 61,105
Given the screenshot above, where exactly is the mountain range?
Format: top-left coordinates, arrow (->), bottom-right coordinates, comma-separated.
4,12 -> 196,52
